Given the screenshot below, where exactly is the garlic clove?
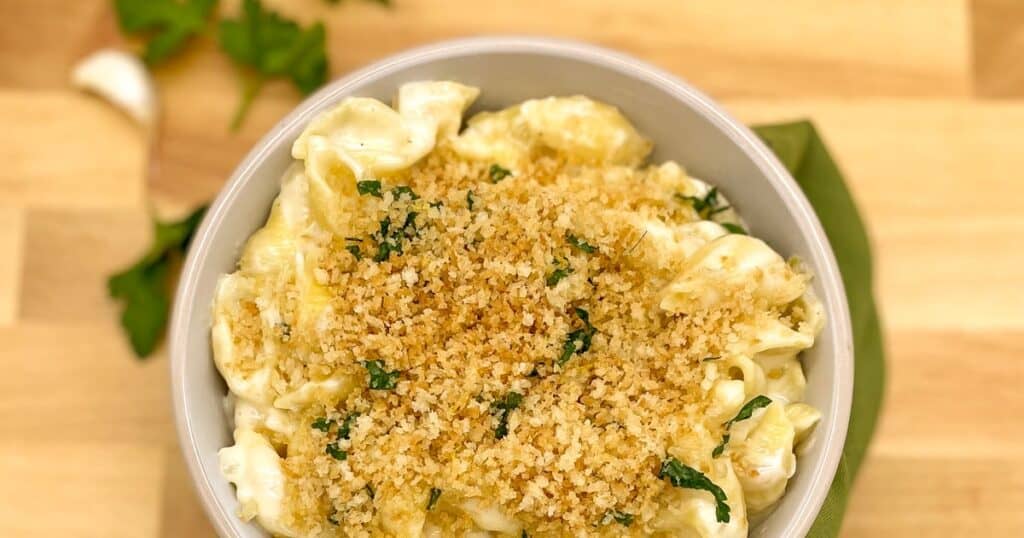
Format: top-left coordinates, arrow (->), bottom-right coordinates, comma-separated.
71,49 -> 158,129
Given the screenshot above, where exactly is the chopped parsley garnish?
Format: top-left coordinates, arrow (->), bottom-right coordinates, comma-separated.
566,233 -> 597,253
311,417 -> 332,432
491,391 -> 524,439
429,200 -> 444,209
325,443 -> 347,460
327,511 -> 340,525
391,185 -> 419,200
338,412 -> 359,440
357,180 -> 383,197
545,258 -> 573,287
113,0 -> 216,66
219,0 -> 328,130
427,488 -> 442,510
725,395 -> 772,428
466,190 -> 476,211
721,222 -> 747,235
371,211 -> 419,262
711,435 -> 730,458
364,360 -> 400,390
702,356 -> 722,362
658,457 -> 730,523
365,484 -> 375,499
557,307 -> 597,367
601,510 -> 635,527
676,187 -> 730,220
489,164 -> 512,183
345,244 -> 363,260
713,395 -> 772,458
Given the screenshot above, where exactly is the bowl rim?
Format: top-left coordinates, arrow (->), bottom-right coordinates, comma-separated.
171,35 -> 854,538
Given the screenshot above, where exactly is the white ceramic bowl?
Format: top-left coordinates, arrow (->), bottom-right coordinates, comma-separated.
171,36 -> 853,538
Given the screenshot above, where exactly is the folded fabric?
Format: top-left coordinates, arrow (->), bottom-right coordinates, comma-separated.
754,121 -> 886,537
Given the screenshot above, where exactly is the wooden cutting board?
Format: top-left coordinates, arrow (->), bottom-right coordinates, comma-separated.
1,1 -> 1021,536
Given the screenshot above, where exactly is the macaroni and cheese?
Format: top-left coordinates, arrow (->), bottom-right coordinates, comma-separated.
212,81 -> 825,537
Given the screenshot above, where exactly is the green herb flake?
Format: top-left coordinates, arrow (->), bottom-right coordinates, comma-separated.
545,259 -> 573,287
489,164 -> 512,183
491,391 -> 524,439
427,488 -> 442,510
725,395 -> 772,428
345,244 -> 363,261
658,457 -> 730,523
702,356 -> 722,362
721,222 -> 747,235
711,434 -> 730,458
466,190 -> 476,211
114,0 -> 216,66
311,417 -> 332,432
327,511 -> 340,526
338,412 -> 359,440
557,308 -> 597,367
219,0 -> 328,130
676,187 -> 732,221
325,443 -> 347,460
566,233 -> 597,253
713,396 -> 771,458
108,205 -> 208,358
357,180 -> 383,197
364,360 -> 400,390
601,510 -> 635,527
365,484 -> 375,499
391,185 -> 419,200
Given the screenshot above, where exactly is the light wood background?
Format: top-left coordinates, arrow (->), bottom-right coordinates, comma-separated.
1,0 -> 1022,536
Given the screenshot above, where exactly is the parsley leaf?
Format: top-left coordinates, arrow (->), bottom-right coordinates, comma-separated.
713,396 -> 772,458
219,0 -> 328,130
725,395 -> 772,428
364,360 -> 400,390
427,488 -> 442,510
391,185 -> 419,200
566,233 -> 597,253
489,164 -> 512,183
491,391 -> 524,439
357,180 -> 383,197
466,190 -> 476,211
114,0 -> 216,66
311,417 -> 332,432
345,244 -> 363,260
557,307 -> 597,367
325,443 -> 347,460
545,258 -> 573,287
721,222 -> 747,235
338,412 -> 359,440
658,458 -> 730,523
108,205 -> 207,358
601,510 -> 634,527
676,187 -> 731,220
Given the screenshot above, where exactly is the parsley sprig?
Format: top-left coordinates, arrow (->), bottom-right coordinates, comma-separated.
676,187 -> 731,220
658,458 -> 731,523
108,206 -> 207,358
713,395 -> 772,457
113,0 -> 217,66
491,391 -> 524,439
557,307 -> 597,367
427,488 -> 442,510
219,0 -> 328,130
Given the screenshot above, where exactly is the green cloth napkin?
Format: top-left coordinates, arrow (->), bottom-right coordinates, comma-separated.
753,121 -> 886,537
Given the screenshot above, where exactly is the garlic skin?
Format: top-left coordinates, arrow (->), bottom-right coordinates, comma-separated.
71,49 -> 158,129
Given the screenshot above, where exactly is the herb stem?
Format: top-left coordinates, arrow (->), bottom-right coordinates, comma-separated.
230,74 -> 264,131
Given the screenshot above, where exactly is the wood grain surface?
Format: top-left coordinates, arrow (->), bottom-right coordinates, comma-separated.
1,1 -> 1021,536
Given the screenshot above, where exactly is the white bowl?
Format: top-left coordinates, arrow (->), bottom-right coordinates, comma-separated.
170,36 -> 853,538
